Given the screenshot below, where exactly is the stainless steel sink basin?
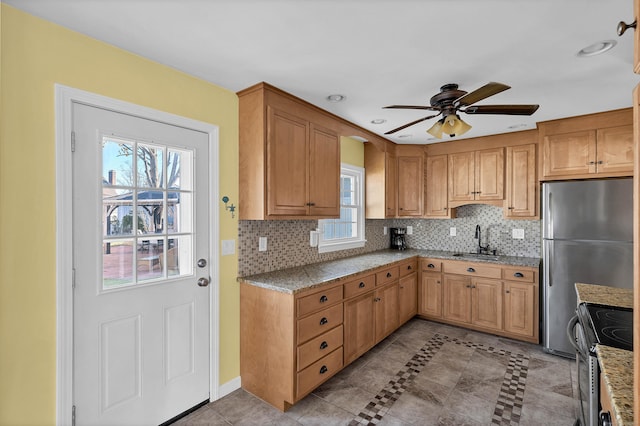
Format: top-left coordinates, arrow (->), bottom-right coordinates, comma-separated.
452,253 -> 501,261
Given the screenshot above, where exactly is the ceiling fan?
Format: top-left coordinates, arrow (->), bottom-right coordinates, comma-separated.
383,82 -> 539,138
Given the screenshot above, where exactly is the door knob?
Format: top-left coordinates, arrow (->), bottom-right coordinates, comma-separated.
197,277 -> 210,287
197,259 -> 207,268
617,20 -> 637,36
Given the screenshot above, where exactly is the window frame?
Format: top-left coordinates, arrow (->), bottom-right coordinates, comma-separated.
318,164 -> 366,253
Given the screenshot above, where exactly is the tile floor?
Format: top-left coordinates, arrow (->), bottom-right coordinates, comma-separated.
175,318 -> 578,425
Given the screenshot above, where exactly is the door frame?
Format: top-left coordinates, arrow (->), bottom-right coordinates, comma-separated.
55,85 -> 220,425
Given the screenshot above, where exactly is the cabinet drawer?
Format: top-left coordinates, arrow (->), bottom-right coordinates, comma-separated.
296,347 -> 343,399
502,267 -> 535,283
297,324 -> 343,371
297,285 -> 343,318
421,258 -> 442,272
376,266 -> 400,286
399,259 -> 418,277
297,304 -> 343,344
443,261 -> 502,279
344,274 -> 375,299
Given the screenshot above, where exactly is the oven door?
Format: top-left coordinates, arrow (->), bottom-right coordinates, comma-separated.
568,313 -> 599,426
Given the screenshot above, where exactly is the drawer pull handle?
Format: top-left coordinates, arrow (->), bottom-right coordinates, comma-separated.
407,265 -> 412,270
319,295 -> 328,303
319,317 -> 328,325
319,365 -> 328,374
514,272 -> 524,278
427,263 -> 435,268
320,341 -> 328,350
467,267 -> 476,273
386,272 -> 392,278
359,282 -> 365,288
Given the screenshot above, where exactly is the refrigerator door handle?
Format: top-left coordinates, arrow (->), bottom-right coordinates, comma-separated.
546,189 -> 554,239
545,241 -> 554,287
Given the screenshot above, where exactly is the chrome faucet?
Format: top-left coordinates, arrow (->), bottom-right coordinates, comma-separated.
475,225 -> 489,254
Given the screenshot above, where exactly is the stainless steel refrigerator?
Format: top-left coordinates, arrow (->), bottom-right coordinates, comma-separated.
542,178 -> 633,357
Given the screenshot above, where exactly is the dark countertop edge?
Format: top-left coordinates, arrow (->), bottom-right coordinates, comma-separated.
238,249 -> 540,294
595,345 -> 634,426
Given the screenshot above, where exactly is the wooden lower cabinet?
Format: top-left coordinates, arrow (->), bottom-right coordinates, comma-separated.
399,272 -> 418,324
343,292 -> 375,365
443,274 -> 472,323
503,280 -> 537,339
375,281 -> 399,342
471,278 -> 503,331
420,272 -> 442,318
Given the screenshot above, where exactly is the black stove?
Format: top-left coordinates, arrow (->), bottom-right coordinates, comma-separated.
578,303 -> 633,351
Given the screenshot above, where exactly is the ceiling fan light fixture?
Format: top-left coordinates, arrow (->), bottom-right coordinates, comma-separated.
433,114 -> 471,138
426,118 -> 445,138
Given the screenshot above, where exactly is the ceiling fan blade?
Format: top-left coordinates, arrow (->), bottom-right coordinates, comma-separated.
454,82 -> 511,107
383,105 -> 440,111
463,104 -> 540,115
384,114 -> 440,134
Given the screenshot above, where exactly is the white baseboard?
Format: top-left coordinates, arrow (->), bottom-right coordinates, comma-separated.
216,376 -> 241,400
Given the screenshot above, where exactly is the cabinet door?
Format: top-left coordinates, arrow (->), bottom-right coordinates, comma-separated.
374,282 -> 399,342
542,130 -> 596,178
596,125 -> 634,174
419,272 -> 442,318
309,124 -> 340,217
505,144 -> 537,218
471,279 -> 503,331
475,148 -> 504,201
503,281 -> 536,338
397,156 -> 424,216
425,155 -> 450,218
385,152 -> 397,217
267,107 -> 309,216
343,292 -> 376,365
443,275 -> 471,323
398,272 -> 417,324
448,152 -> 475,202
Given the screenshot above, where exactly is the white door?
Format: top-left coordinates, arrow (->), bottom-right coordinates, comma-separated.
72,103 -> 211,425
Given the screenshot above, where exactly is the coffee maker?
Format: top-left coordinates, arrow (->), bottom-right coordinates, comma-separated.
390,227 -> 407,250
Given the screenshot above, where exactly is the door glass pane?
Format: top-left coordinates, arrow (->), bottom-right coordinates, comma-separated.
137,144 -> 164,188
103,239 -> 134,288
101,136 -> 195,290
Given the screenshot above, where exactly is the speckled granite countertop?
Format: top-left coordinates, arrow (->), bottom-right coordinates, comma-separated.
239,249 -> 540,294
575,283 -> 634,309
596,345 -> 634,426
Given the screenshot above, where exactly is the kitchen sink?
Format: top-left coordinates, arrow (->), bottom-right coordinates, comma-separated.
452,253 -> 501,261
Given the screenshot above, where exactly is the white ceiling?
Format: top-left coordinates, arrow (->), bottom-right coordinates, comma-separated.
7,0 -> 640,144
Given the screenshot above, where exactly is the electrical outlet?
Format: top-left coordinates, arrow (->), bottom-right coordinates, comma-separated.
406,226 -> 413,235
258,236 -> 267,251
383,226 -> 388,235
512,229 -> 525,239
449,227 -> 456,237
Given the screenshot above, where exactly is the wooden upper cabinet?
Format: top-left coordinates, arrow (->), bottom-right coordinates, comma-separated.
424,155 -> 451,218
385,151 -> 397,218
238,82 -> 340,219
505,144 -> 537,218
539,109 -> 633,180
448,148 -> 504,204
397,153 -> 424,217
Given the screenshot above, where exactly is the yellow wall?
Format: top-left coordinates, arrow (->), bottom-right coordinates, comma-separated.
340,136 -> 365,167
0,5 -> 239,425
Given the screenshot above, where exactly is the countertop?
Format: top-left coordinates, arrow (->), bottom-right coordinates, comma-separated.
239,249 -> 540,294
575,283 -> 634,426
596,345 -> 634,426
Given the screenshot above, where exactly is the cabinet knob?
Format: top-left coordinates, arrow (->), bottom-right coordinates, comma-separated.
359,282 -> 365,288
514,272 -> 524,278
467,267 -> 476,273
407,265 -> 412,270
508,207 -> 515,210
466,284 -> 471,288
319,295 -> 328,303
386,272 -> 392,278
319,365 -> 328,374
617,19 -> 637,36
306,202 -> 316,206
319,317 -> 328,325
506,290 -> 511,294
588,161 -> 596,165
437,281 -> 441,284
320,341 -> 328,350
597,160 -> 604,164
471,285 -> 476,288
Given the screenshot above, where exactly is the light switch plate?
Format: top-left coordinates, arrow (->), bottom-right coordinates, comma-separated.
258,236 -> 267,252
450,227 -> 456,237
512,229 -> 525,239
222,239 -> 236,255
406,226 -> 413,235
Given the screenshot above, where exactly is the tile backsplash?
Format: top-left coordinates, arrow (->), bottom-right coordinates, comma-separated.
238,204 -> 541,277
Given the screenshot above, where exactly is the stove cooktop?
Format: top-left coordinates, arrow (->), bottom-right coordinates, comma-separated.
584,303 -> 633,352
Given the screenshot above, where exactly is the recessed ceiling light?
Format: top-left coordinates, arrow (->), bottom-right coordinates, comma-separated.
577,40 -> 617,57
326,94 -> 346,102
371,119 -> 386,124
397,134 -> 412,138
507,123 -> 528,130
